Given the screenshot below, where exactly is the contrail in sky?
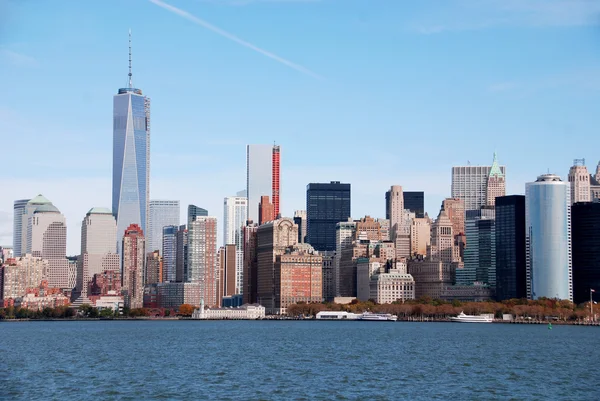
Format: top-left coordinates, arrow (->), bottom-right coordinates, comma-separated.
149,0 -> 323,80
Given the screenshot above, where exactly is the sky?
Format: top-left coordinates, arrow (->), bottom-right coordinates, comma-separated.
1,0 -> 600,255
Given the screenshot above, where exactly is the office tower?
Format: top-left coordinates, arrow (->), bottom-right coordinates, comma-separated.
122,224 -> 145,308
385,185 -> 404,241
495,195 -> 526,301
525,174 -> 572,301
13,199 -> 29,257
256,218 -> 300,314
175,225 -> 188,283
568,159 -> 591,205
293,210 -> 307,243
18,195 -> 52,258
188,216 -> 218,306
25,197 -> 69,289
403,192 -> 425,218
272,145 -> 281,218
218,244 -> 237,303
410,217 -> 431,257
306,181 -> 351,252
146,250 -> 161,285
148,200 -> 180,254
162,225 -> 178,282
335,220 -> 356,297
321,252 -> 335,301
242,222 -> 258,304
247,144 -> 280,223
571,201 -> 600,304
187,205 -> 208,227
258,196 -> 275,225
442,198 -> 465,237
451,153 -> 506,210
112,31 -> 150,251
461,208 -> 495,287
223,195 -> 247,293
429,210 -> 454,263
76,208 -> 120,299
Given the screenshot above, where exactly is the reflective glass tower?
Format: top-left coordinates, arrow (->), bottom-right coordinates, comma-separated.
526,174 -> 572,301
112,30 -> 150,252
306,182 -> 351,252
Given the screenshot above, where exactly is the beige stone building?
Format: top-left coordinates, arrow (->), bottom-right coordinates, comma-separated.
410,217 -> 431,257
568,159 -> 591,205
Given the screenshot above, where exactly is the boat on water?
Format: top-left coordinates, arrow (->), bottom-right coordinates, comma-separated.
360,312 -> 398,321
450,311 -> 493,323
315,311 -> 398,321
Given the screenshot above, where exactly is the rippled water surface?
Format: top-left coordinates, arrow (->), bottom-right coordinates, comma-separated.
1,321 -> 598,400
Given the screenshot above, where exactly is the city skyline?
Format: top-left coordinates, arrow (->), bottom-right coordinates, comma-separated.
2,1 -> 600,254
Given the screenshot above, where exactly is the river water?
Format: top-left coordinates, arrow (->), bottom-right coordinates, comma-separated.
0,321 -> 597,400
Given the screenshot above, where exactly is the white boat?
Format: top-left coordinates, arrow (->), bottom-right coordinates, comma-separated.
450,311 -> 493,323
316,311 -> 360,320
359,312 -> 398,321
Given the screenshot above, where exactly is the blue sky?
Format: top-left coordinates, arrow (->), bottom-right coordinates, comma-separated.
2,0 -> 600,254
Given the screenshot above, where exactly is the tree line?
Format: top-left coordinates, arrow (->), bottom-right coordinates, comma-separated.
0,303 -> 198,319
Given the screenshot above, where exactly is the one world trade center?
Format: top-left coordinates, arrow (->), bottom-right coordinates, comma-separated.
112,30 -> 150,253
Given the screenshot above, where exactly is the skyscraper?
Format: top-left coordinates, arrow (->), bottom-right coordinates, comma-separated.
18,195 -> 52,258
403,192 -> 425,218
568,159 -> 591,205
259,195 -> 274,225
495,195 -> 526,301
246,144 -> 280,223
188,216 -> 218,306
175,225 -> 188,283
526,174 -> 572,301
146,250 -> 161,285
112,31 -> 150,253
223,195 -> 247,293
162,225 -> 178,282
385,185 -> 404,241
187,205 -> 208,227
486,153 -> 506,206
462,208 -> 495,287
571,201 -> 600,304
293,210 -> 307,243
121,224 -> 145,308
148,200 -> 180,254
12,199 -> 29,257
451,153 -> 506,211
306,182 -> 351,252
76,208 -> 120,300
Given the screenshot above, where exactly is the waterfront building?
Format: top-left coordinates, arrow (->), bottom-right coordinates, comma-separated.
275,245 -> 322,314
293,210 -> 307,243
112,32 -> 150,250
440,282 -> 493,302
188,216 -> 218,306
94,291 -> 124,312
306,181 -> 351,252
1,255 -> 47,300
162,225 -> 178,282
143,282 -> 202,308
571,201 -> 600,304
568,159 -> 591,205
525,174 -> 572,301
122,224 -> 145,308
246,144 -> 280,223
242,222 -> 258,304
146,250 -> 161,285
192,302 -> 265,320
75,207 -> 120,300
403,191 -> 425,218
259,195 -> 275,225
357,259 -> 414,303
187,205 -> 208,228
495,195 -> 526,301
17,290 -> 69,310
223,195 -> 247,293
147,200 -> 180,254
12,199 -> 29,257
451,153 -> 506,211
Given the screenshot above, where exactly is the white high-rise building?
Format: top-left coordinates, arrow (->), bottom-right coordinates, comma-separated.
223,196 -> 247,293
76,208 -> 120,299
13,199 -> 29,257
568,159 -> 591,205
18,195 -> 52,258
147,200 -> 180,254
526,174 -> 572,301
25,197 -> 69,289
452,154 -> 506,211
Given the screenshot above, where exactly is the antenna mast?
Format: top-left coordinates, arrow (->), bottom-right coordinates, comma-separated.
128,29 -> 133,88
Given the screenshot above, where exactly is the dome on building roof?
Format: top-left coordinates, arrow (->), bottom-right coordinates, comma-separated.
28,194 -> 52,205
34,204 -> 60,213
87,207 -> 113,215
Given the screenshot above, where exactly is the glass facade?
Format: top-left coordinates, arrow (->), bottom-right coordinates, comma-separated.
112,89 -> 150,252
404,192 -> 425,218
187,205 -> 208,227
162,225 -> 178,283
571,202 -> 600,304
526,175 -> 572,301
13,199 -> 29,257
495,195 -> 526,301
306,182 -> 351,252
148,200 -> 180,254
246,145 -> 273,223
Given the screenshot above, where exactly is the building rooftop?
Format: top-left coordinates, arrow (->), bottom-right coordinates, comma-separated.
34,204 -> 60,213
87,207 -> 113,215
28,194 -> 52,205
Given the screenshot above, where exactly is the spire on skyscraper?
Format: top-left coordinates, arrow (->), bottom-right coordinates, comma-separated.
489,152 -> 504,178
128,29 -> 133,88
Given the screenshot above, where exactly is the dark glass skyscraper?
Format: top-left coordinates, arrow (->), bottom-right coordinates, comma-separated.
188,205 -> 208,227
403,191 -> 424,218
112,31 -> 150,252
306,182 -> 351,252
571,201 -> 600,304
495,195 -> 526,300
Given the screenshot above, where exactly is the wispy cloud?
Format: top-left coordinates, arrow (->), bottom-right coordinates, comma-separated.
0,48 -> 38,67
411,0 -> 600,34
198,0 -> 321,5
148,0 -> 323,80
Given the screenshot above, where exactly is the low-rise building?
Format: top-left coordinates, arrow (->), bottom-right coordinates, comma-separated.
440,282 -> 494,302
192,301 -> 265,320
93,291 -> 124,312
17,292 -> 69,310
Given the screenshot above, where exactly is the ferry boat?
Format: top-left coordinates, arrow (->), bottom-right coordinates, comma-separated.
316,311 -> 360,320
359,312 -> 398,321
450,311 -> 493,323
